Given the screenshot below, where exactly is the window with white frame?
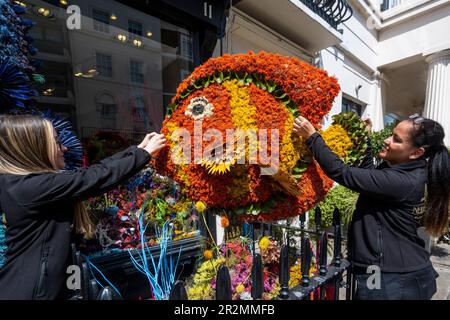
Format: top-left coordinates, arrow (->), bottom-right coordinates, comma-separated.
96,53 -> 112,78
128,20 -> 143,37
93,9 -> 110,33
130,60 -> 144,84
342,97 -> 363,116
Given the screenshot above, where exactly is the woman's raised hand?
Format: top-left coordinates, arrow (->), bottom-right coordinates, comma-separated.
138,133 -> 156,149
293,116 -> 316,139
362,117 -> 373,135
138,133 -> 166,156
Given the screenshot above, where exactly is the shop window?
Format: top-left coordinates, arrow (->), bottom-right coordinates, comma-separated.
30,25 -> 64,55
2,0 -> 231,298
39,61 -> 71,98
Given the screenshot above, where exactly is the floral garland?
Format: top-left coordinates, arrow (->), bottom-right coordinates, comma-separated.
154,52 -> 368,221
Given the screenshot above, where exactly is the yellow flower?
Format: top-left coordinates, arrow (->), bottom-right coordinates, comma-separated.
223,80 -> 258,163
195,201 -> 207,213
201,159 -> 235,175
259,236 -> 270,251
280,114 -> 301,173
321,124 -> 353,159
187,257 -> 226,300
203,250 -> 213,260
235,284 -> 245,294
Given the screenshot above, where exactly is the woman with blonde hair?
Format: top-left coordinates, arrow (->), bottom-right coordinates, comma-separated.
0,115 -> 166,300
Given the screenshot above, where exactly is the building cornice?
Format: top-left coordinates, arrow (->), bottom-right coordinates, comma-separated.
349,0 -> 450,30
380,0 -> 450,29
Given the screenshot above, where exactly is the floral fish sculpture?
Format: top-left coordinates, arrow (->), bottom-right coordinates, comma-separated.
153,52 -> 367,221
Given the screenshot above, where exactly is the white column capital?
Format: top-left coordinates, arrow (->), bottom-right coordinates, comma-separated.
425,49 -> 450,65
372,71 -> 389,84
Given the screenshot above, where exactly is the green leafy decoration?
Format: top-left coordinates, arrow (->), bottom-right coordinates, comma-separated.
167,71 -> 299,120
309,185 -> 359,232
332,112 -> 369,166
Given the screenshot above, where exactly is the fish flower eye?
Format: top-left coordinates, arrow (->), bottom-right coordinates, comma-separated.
185,96 -> 214,120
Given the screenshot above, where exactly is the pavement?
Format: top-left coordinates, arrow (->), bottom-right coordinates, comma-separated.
431,242 -> 450,300
334,241 -> 450,300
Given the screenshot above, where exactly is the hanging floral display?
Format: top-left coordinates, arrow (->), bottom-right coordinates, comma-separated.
153,52 -> 367,221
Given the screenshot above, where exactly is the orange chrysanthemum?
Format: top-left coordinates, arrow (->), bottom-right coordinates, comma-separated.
220,216 -> 230,228
203,250 -> 213,260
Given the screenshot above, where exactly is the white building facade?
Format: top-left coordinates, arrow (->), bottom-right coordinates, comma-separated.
215,0 -> 450,145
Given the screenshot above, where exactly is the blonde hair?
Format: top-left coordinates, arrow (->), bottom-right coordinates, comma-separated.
0,115 -> 94,237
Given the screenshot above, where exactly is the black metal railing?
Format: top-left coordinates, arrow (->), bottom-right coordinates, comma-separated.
170,207 -> 355,301
72,207 -> 355,300
300,0 -> 353,30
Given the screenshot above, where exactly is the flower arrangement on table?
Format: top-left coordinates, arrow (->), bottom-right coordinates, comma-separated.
153,51 -> 369,221
81,168 -> 200,254
186,236 -> 318,300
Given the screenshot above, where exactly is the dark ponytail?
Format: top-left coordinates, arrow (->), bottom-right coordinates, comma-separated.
410,118 -> 450,236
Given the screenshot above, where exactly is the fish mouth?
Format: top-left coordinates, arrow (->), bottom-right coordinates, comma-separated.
201,138 -> 248,175
201,156 -> 238,175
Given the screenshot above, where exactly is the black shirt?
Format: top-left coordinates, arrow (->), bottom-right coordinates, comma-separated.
0,146 -> 150,299
306,132 -> 431,273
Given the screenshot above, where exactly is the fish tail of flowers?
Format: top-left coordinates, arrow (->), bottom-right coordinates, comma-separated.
321,124 -> 354,159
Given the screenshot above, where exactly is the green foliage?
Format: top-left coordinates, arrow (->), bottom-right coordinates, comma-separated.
309,185 -> 359,232
370,124 -> 395,161
331,112 -> 369,166
167,71 -> 299,119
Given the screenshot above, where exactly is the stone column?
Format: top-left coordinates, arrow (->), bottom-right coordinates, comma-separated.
423,50 -> 450,146
370,71 -> 387,132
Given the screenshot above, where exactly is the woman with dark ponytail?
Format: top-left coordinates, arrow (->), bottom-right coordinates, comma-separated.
409,115 -> 450,237
293,113 -> 449,300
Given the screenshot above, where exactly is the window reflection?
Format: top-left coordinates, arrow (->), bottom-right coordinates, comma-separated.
23,0 -> 194,164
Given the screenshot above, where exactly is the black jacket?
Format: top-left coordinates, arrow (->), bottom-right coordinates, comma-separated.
306,132 -> 431,273
0,146 -> 151,300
